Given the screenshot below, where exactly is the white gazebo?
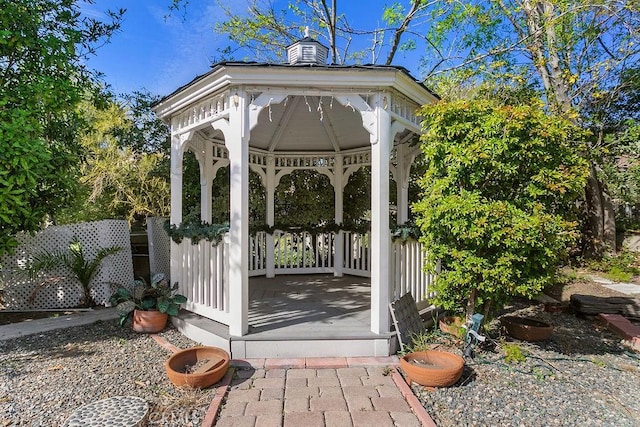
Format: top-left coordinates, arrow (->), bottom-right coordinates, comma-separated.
152,36 -> 439,357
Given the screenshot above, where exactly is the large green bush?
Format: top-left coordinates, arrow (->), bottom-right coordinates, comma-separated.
414,99 -> 589,316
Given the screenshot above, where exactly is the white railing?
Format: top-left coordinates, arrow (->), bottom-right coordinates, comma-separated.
273,231 -> 334,274
180,231 -> 435,324
249,231 -> 267,277
391,239 -> 437,305
178,237 -> 229,324
342,231 -> 370,277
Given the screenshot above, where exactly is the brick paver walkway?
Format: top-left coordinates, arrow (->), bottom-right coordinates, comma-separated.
215,360 -> 424,427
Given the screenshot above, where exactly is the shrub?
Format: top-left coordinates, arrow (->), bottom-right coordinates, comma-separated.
414,99 -> 588,316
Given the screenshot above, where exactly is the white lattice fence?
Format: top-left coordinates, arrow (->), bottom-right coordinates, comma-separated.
147,217 -> 171,281
0,220 -> 134,309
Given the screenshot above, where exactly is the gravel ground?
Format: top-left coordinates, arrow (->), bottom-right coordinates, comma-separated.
411,302 -> 640,427
1,298 -> 639,426
0,320 -> 213,426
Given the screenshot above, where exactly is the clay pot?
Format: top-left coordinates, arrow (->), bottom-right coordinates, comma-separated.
501,316 -> 553,342
543,302 -> 569,313
400,350 -> 465,387
439,316 -> 465,338
132,309 -> 168,333
165,346 -> 230,389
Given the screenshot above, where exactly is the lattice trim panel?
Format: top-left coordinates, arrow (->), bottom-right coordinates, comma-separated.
0,220 -> 134,309
147,217 -> 171,282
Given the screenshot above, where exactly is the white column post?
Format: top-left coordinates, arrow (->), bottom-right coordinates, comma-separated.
370,93 -> 391,334
333,155 -> 344,276
396,143 -> 409,225
227,91 -> 249,336
266,155 -> 276,278
170,133 -> 189,291
200,143 -> 214,223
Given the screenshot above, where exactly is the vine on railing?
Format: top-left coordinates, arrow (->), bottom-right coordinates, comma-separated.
391,221 -> 421,243
249,220 -> 371,236
164,218 -> 229,245
165,217 -> 420,245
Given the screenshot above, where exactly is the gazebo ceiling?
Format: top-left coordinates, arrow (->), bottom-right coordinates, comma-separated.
251,95 -> 369,152
154,62 -> 438,156
197,95 -> 373,153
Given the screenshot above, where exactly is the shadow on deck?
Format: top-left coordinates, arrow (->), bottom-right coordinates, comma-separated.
172,274 -> 397,358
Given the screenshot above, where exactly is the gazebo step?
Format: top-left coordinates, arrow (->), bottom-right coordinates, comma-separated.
170,311 -> 231,352
171,310 -> 397,358
231,336 -> 395,358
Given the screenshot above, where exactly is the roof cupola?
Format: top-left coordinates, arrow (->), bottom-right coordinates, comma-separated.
286,27 -> 329,65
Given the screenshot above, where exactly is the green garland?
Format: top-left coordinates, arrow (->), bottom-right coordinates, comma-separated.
390,222 -> 421,242
165,218 -> 421,245
164,218 -> 229,245
249,220 -> 371,236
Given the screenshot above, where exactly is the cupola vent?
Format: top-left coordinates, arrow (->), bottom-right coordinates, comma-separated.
286,27 -> 329,65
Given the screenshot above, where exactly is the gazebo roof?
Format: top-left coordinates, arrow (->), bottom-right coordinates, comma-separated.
153,61 -> 439,154
158,61 -> 438,104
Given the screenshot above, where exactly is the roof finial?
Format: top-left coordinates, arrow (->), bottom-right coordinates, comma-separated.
304,26 -> 310,38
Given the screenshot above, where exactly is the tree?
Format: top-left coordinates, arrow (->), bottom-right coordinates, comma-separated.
0,0 -> 123,256
419,0 -> 640,256
56,98 -> 172,224
172,0 -> 434,65
195,0 -> 640,257
583,68 -> 640,230
414,99 -> 588,317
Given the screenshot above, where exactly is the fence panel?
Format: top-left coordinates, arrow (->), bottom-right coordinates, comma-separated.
0,220 -> 133,309
342,232 -> 370,277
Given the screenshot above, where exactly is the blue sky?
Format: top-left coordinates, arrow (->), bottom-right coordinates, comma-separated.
83,1 -> 229,96
83,1 -> 425,97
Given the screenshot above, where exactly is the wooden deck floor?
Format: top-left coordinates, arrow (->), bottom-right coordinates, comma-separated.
247,274 -> 372,338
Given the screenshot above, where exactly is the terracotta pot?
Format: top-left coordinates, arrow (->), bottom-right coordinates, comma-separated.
501,316 -> 553,342
400,350 -> 465,387
165,346 -> 230,389
543,302 -> 570,313
439,316 -> 465,338
132,309 -> 168,333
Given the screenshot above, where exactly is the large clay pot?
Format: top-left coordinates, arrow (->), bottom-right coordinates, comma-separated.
400,350 -> 465,387
501,316 -> 553,342
132,309 -> 168,333
165,346 -> 230,389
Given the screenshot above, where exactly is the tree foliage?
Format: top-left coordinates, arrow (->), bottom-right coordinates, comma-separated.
414,99 -> 588,315
0,0 -> 122,256
57,97 -> 171,224
171,0 -> 435,65
421,0 -> 640,256
584,68 -> 640,230
192,0 -> 640,256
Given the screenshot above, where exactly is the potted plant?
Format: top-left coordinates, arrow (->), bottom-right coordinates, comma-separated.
110,273 -> 187,333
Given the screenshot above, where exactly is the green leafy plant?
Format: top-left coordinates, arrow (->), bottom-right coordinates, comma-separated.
503,342 -> 527,364
164,217 -> 230,245
415,99 -> 589,317
586,250 -> 640,282
110,273 -> 187,326
0,1 -> 123,257
28,237 -> 122,307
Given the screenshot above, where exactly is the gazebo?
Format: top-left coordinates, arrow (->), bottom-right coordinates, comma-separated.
152,35 -> 439,357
